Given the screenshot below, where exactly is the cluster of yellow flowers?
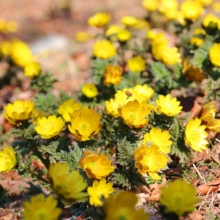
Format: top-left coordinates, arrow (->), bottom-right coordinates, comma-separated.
0,18 -> 18,33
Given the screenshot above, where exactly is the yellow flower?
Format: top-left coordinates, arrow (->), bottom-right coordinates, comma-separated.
203,14 -> 220,30
5,21 -> 18,32
0,41 -> 11,56
181,0 -> 203,21
143,128 -> 172,153
184,118 -> 208,152
121,16 -> 138,27
134,20 -> 149,29
103,65 -> 122,86
68,107 -> 102,141
197,102 -> 220,133
75,32 -> 92,42
24,62 -> 41,78
175,11 -> 187,26
210,43 -> 220,67
4,100 -> 35,125
197,0 -> 212,6
0,146 -> 16,173
159,0 -> 179,13
35,115 -> 65,139
212,2 -> 220,12
156,94 -> 182,117
161,46 -> 182,65
133,144 -> 169,180
79,151 -> 115,179
134,85 -> 154,99
160,179 -> 199,216
10,40 -> 33,67
0,18 -> 6,31
48,162 -> 88,204
23,194 -> 62,220
104,191 -> 149,220
190,29 -> 206,47
105,98 -> 121,117
117,30 -> 131,42
142,0 -> 159,11
164,10 -> 179,20
146,30 -> 157,40
128,56 -> 146,72
118,100 -> 151,129
106,25 -> 122,36
88,179 -> 114,206
88,13 -> 110,28
58,99 -> 81,122
32,110 -> 45,124
93,40 -> 116,59
82,83 -> 98,98
183,59 -> 206,82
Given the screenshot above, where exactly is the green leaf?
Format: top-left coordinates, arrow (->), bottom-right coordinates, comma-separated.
150,62 -> 171,81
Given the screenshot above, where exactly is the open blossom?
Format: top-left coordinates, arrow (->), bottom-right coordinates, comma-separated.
24,62 -> 41,78
93,40 -> 116,59
134,85 -> 154,99
4,100 -> 35,125
104,191 -> 149,220
103,65 -> 123,86
105,25 -> 122,36
128,56 -> 146,72
88,179 -> 114,206
160,46 -> 182,65
105,98 -> 121,117
156,94 -> 182,117
79,151 -> 115,179
143,128 -> 172,153
68,107 -> 102,141
209,43 -> 220,67
58,99 -> 82,122
82,83 -> 98,98
35,115 -> 65,139
118,100 -> 151,129
203,14 -> 220,30
0,146 -> 16,173
160,179 -> 199,216
117,29 -> 131,42
121,16 -> 138,27
159,0 -> 178,13
48,162 -> 88,204
184,118 -> 208,152
133,143 -> 169,180
23,194 -> 62,220
88,13 -> 110,27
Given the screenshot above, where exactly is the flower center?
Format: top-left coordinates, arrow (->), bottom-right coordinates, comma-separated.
90,162 -> 95,167
118,216 -> 126,220
81,124 -> 87,130
129,113 -> 136,120
38,212 -> 46,219
143,157 -> 149,163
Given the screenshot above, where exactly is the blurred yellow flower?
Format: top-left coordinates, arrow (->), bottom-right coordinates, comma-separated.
159,0 -> 179,13
103,65 -> 122,86
142,0 -> 159,11
24,62 -> 41,78
128,56 -> 146,72
82,83 -> 98,98
23,194 -> 62,220
134,20 -> 149,29
181,0 -> 203,21
146,30 -> 157,40
212,1 -> 220,12
88,13 -> 110,28
88,179 -> 114,206
0,41 -> 11,56
75,32 -> 92,42
58,99 -> 82,122
35,115 -> 65,139
93,40 -> 117,59
104,191 -> 149,220
197,0 -> 212,6
11,40 -> 33,67
175,11 -> 187,26
4,100 -> 35,125
121,16 -> 138,27
156,94 -> 182,117
183,59 -> 206,82
68,106 -> 102,141
134,84 -> 154,99
118,100 -> 151,128
106,25 -> 122,36
5,21 -> 18,32
143,128 -> 172,153
184,118 -> 208,152
79,151 -> 115,179
164,10 -> 179,20
0,18 -> 5,31
133,144 -> 169,180
160,179 -> 199,216
190,29 -> 206,47
210,43 -> 220,67
32,110 -> 45,124
48,162 -> 88,204
117,29 -> 131,42
203,14 -> 220,30
161,46 -> 182,65
0,146 -> 16,173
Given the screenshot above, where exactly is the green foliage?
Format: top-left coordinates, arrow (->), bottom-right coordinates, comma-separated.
203,76 -> 220,101
30,72 -> 58,94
